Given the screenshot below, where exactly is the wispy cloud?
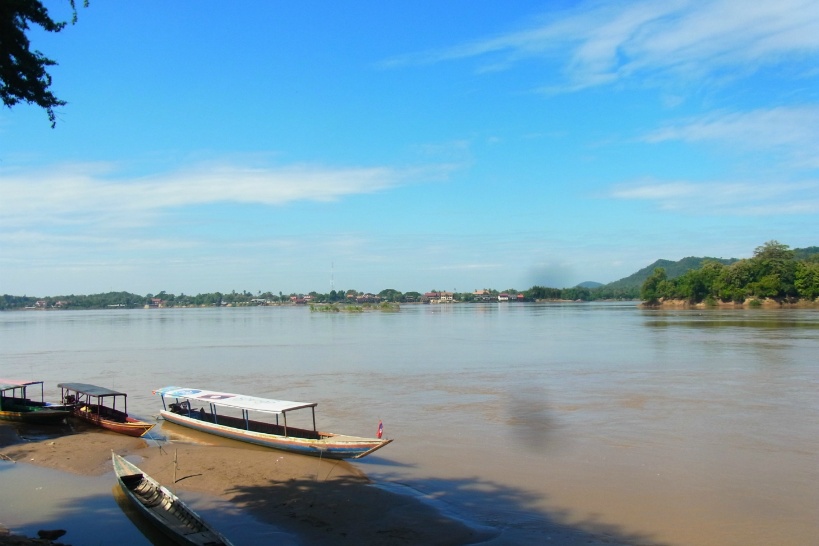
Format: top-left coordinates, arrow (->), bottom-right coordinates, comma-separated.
383,0 -> 819,91
610,179 -> 819,215
0,161 -> 438,229
643,106 -> 819,169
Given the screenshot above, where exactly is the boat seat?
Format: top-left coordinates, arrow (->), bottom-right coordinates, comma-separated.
120,474 -> 143,488
168,504 -> 200,528
183,531 -> 218,542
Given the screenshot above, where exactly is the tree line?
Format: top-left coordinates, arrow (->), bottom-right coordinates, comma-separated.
1,284 -> 633,311
640,241 -> 819,305
7,241 -> 816,310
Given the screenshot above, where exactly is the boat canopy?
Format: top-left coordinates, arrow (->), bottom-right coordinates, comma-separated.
0,379 -> 43,392
154,386 -> 317,415
58,383 -> 127,398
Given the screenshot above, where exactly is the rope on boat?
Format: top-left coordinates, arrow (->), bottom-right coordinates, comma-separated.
138,414 -> 166,454
313,447 -> 324,481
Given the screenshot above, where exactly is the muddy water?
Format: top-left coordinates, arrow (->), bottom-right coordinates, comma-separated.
2,303 -> 817,545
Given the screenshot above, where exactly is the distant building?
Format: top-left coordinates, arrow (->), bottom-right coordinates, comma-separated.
473,289 -> 494,302
422,292 -> 439,303
423,291 -> 453,304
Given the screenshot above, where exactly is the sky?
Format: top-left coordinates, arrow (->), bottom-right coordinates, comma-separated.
2,0 -> 819,297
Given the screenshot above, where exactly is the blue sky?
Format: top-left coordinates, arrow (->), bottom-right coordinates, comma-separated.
2,1 -> 818,296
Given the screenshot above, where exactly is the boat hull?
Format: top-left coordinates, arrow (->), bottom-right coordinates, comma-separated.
112,452 -> 232,546
73,408 -> 155,437
0,406 -> 72,424
161,410 -> 392,459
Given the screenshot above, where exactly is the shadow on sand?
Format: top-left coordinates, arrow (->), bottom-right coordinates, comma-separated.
226,471 -> 670,546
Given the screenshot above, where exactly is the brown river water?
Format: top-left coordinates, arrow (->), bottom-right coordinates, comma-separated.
1,303 -> 817,545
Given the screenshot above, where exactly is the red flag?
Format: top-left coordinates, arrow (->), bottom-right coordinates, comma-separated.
377,420 -> 383,439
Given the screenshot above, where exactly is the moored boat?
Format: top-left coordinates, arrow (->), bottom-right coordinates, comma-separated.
154,386 -> 392,459
111,451 -> 233,546
0,379 -> 72,424
59,383 -> 155,437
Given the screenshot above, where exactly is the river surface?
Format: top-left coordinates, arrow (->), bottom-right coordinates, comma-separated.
1,303 -> 817,545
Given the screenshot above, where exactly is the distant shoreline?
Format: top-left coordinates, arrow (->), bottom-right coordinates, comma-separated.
4,299 -> 633,312
6,298 -> 819,312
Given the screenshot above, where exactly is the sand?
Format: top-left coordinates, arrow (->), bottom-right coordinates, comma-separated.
0,424 -> 481,546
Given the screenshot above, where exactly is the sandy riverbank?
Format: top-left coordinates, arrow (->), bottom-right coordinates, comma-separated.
0,424 -> 481,546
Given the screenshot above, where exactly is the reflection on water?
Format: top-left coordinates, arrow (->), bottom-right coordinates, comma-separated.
112,484 -> 179,546
0,459 -> 153,545
643,308 -> 819,330
0,452 -> 290,546
2,303 -> 818,545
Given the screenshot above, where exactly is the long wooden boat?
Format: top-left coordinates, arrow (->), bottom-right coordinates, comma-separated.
154,386 -> 393,459
0,380 -> 72,424
112,452 -> 233,546
59,383 -> 156,437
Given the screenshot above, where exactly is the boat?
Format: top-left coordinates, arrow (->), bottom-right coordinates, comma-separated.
111,451 -> 233,546
58,383 -> 156,437
0,379 -> 73,424
154,386 -> 393,459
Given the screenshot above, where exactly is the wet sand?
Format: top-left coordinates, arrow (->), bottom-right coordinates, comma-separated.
0,422 -> 664,546
0,424 -> 482,546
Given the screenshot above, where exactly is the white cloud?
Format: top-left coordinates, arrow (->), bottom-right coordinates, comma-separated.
0,161 -> 425,229
644,105 -> 819,169
610,179 -> 819,215
385,0 -> 819,91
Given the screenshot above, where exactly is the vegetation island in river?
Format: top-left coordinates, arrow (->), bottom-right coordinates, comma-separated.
3,242 -> 818,311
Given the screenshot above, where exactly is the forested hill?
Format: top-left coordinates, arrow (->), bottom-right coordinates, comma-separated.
794,246 -> 819,260
604,257 -> 738,290
604,246 -> 819,291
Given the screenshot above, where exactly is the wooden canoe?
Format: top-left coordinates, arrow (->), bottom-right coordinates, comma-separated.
112,452 -> 233,546
59,383 -> 155,437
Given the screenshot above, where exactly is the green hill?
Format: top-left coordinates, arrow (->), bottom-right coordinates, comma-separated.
603,246 -> 819,291
793,246 -> 819,260
604,256 -> 738,290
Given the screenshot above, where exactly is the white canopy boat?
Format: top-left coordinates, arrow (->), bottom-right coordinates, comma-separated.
153,386 -> 392,459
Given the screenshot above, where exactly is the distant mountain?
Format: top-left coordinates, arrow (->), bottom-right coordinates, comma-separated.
604,256 -> 738,290
577,281 -> 603,288
602,247 -> 819,290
